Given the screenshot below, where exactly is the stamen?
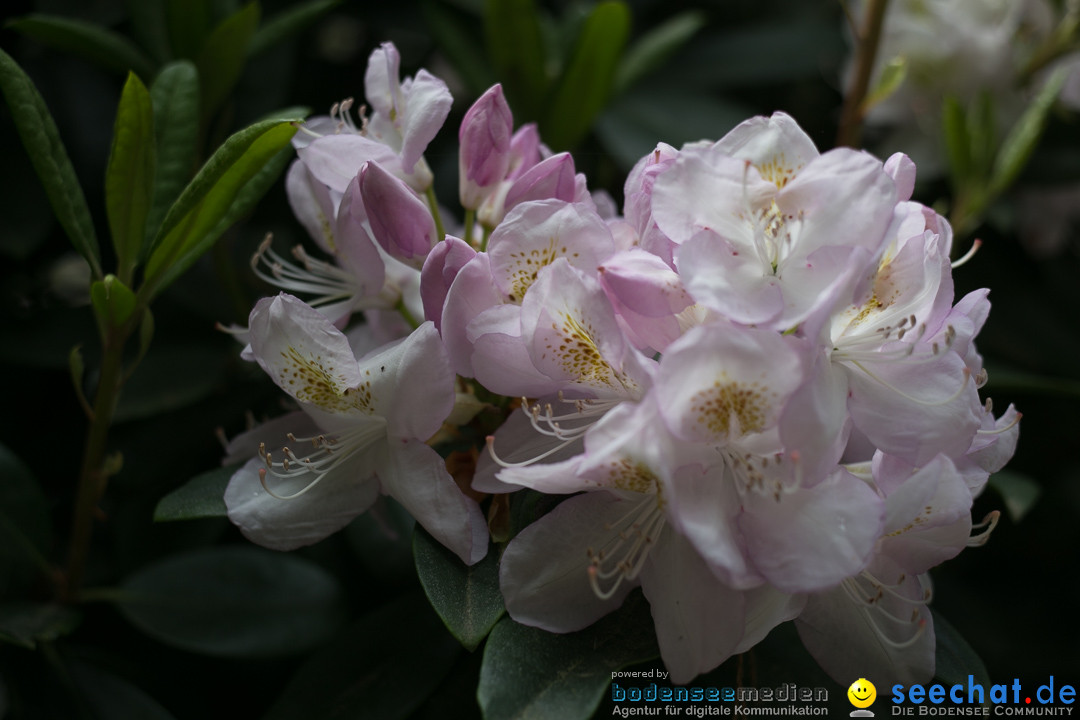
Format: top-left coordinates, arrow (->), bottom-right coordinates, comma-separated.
485,435 -> 577,468
249,233 -> 390,313
586,496 -> 666,600
840,574 -> 931,650
257,422 -> 383,500
968,511 -> 1000,547
851,362 -> 972,406
976,409 -> 1022,436
951,239 -> 982,269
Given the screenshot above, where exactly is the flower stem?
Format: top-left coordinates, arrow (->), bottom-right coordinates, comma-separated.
63,322 -> 131,603
462,209 -> 476,248
425,185 -> 447,242
836,0 -> 891,148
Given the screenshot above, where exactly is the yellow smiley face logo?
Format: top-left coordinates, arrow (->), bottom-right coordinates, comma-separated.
848,678 -> 877,709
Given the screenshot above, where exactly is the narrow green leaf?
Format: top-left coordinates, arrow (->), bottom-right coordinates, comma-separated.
988,471 -> 1041,523
115,546 -> 347,657
422,0 -> 497,96
264,594 -> 462,720
0,48 -> 101,278
68,344 -> 93,418
137,307 -> 155,363
0,604 -> 81,650
89,275 -> 137,329
154,465 -> 234,521
541,0 -> 630,150
106,72 -> 156,280
942,95 -> 973,190
143,117 -> 299,298
6,15 -> 157,80
478,590 -> 660,720
932,610 -> 992,695
614,11 -> 705,95
968,90 -> 996,179
195,1 -> 260,122
167,0 -> 214,59
146,61 -> 199,251
861,55 -> 907,114
485,0 -> 548,122
414,526 -> 504,651
248,0 -> 341,57
989,67 -> 1068,197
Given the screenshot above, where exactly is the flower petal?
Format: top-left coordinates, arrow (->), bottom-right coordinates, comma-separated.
225,455 -> 379,551
378,439 -> 488,565
640,528 -> 746,684
740,468 -> 884,593
247,293 -> 365,417
500,491 -> 637,631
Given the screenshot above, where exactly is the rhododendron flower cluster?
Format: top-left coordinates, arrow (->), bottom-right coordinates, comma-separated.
224,41 -> 1019,689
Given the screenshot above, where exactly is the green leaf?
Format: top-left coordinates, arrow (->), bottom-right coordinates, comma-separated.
861,55 -> 907,114
142,117 -> 299,298
614,11 -> 705,95
248,0 -> 341,57
195,1 -> 260,121
264,594 -> 462,720
943,95 -> 973,189
114,545 -> 347,657
932,610 -> 992,694
89,274 -> 138,330
988,471 -> 1041,523
485,0 -> 548,122
478,590 -> 660,720
968,90 -> 997,180
146,61 -> 199,252
113,343 -> 227,421
0,603 -> 81,650
68,660 -> 178,720
106,72 -> 156,280
6,14 -> 157,80
989,67 -> 1068,197
0,48 -> 101,278
413,526 -> 504,651
541,0 -> 630,151
153,465 -> 236,521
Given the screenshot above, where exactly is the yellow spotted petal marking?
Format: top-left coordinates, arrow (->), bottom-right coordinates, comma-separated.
605,459 -> 659,495
506,237 -> 580,302
691,378 -> 774,438
279,346 -> 374,414
543,311 -> 630,390
756,153 -> 801,188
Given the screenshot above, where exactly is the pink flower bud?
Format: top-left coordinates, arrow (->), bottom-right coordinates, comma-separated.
359,160 -> 438,269
507,123 -> 542,180
459,84 -> 513,210
504,152 -> 578,215
421,236 -> 476,331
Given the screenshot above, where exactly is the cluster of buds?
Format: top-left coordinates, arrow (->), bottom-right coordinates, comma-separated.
222,42 -> 1019,688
